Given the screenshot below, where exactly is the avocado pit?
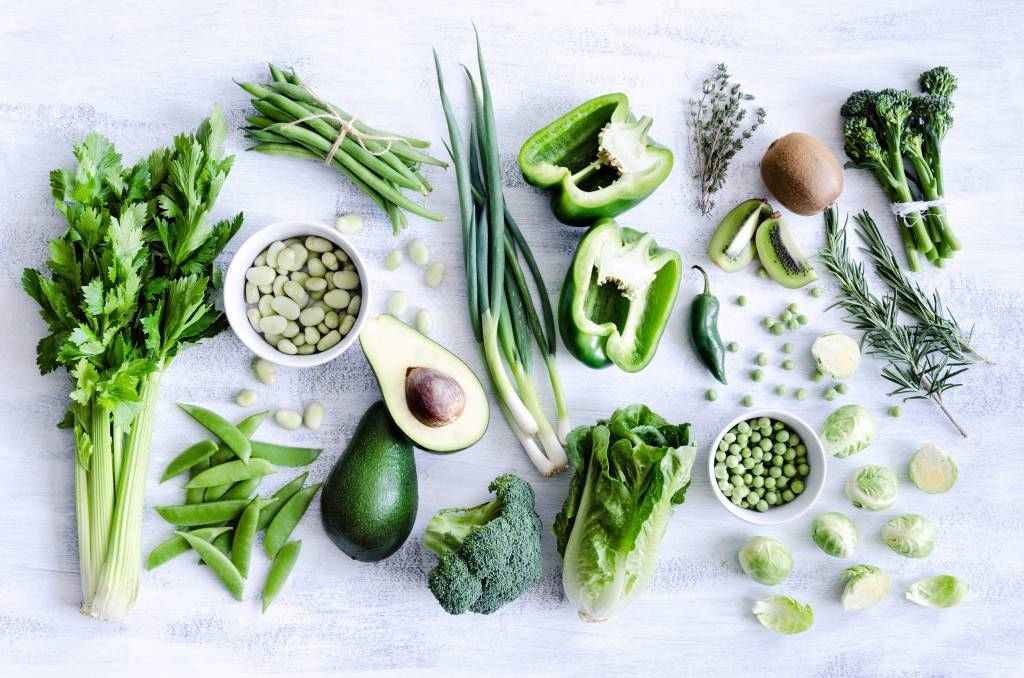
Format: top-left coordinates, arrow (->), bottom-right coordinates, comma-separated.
405,367 -> 466,427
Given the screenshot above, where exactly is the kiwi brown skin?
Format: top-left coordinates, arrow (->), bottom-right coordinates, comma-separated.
760,132 -> 843,216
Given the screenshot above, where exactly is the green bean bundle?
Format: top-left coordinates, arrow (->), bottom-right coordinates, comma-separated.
238,64 -> 447,233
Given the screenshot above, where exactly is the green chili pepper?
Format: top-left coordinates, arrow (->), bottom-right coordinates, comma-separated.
518,94 -> 673,225
558,219 -> 681,371
688,265 -> 727,384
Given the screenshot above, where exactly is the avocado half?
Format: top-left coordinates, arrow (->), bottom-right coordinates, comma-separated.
359,314 -> 489,453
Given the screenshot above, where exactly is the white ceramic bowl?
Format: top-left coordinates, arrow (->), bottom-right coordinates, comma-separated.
224,221 -> 371,367
707,409 -> 826,525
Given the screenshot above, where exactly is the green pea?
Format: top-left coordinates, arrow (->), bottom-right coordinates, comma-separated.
178,403 -> 253,463
761,317 -> 774,330
811,369 -> 824,382
781,359 -> 794,371
775,430 -> 790,443
727,341 -> 740,353
836,383 -> 848,394
756,500 -> 769,512
740,395 -> 754,407
783,463 -> 797,477
753,463 -> 765,476
741,447 -> 752,459
797,314 -> 808,325
752,476 -> 765,488
770,324 -> 785,336
791,480 -> 805,494
747,490 -> 761,503
737,434 -> 750,446
824,387 -> 839,401
264,483 -> 322,558
774,442 -> 787,455
755,352 -> 769,366
742,457 -> 756,470
145,526 -> 233,571
810,287 -> 823,298
705,389 -> 718,402
784,449 -> 796,461
750,369 -> 763,382
796,444 -> 807,455
736,295 -> 747,307
765,491 -> 778,504
714,463 -> 728,479
764,478 -> 776,490
787,303 -> 798,313
776,476 -> 790,488
176,531 -> 245,600
262,540 -> 302,612
782,490 -> 795,502
759,438 -> 773,451
797,463 -> 810,476
720,482 -> 733,497
772,455 -> 785,467
773,385 -> 785,396
888,405 -> 901,418
737,422 -> 751,434
743,473 -> 754,485
715,451 -> 726,463
257,472 -> 310,530
718,441 -> 730,453
729,443 -> 741,454
781,342 -> 793,354
724,432 -> 737,444
750,431 -> 762,443
773,422 -> 785,432
725,455 -> 740,468
786,319 -> 799,330
155,500 -> 249,527
752,448 -> 764,462
763,452 -> 773,464
769,467 -> 782,478
251,441 -> 322,467
790,434 -> 802,446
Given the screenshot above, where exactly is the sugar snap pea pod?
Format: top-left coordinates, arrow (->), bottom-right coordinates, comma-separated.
257,472 -> 309,530
250,441 -> 322,467
161,440 -> 219,482
145,526 -> 232,570
178,403 -> 253,463
264,483 -> 321,557
176,531 -> 245,600
203,482 -> 233,502
262,540 -> 302,612
186,459 -> 276,489
186,458 -> 211,505
221,477 -> 262,501
231,498 -> 267,578
155,500 -> 249,527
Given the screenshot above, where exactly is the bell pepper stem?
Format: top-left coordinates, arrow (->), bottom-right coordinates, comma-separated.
570,159 -> 603,183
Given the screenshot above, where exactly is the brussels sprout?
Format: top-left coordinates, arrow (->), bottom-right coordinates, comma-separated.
752,595 -> 814,634
820,404 -> 875,458
810,512 -> 858,558
738,536 -> 793,585
908,443 -> 957,494
882,514 -> 936,558
811,333 -> 861,380
844,464 -> 897,511
840,564 -> 891,611
905,575 -> 967,608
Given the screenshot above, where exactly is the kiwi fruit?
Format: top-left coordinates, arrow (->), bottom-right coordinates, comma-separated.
707,198 -> 770,272
760,132 -> 843,215
754,214 -> 817,288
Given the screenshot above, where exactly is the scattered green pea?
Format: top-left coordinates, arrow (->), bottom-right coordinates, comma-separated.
794,388 -> 808,401
810,287 -> 823,298
705,389 -> 718,402
755,352 -> 769,366
824,387 -> 839,401
736,295 -> 747,307
770,324 -> 784,336
750,369 -> 763,382
835,383 -> 848,394
741,395 -> 754,407
811,369 -> 824,382
796,314 -> 808,325
781,342 -> 793,354
727,341 -> 740,353
787,303 -> 798,313
773,385 -> 785,396
888,405 -> 901,418
781,359 -> 794,371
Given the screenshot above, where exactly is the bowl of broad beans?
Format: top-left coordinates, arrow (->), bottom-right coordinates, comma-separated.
225,221 -> 370,367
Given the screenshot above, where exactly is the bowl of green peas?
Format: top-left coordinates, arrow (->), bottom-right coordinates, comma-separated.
708,410 -> 826,525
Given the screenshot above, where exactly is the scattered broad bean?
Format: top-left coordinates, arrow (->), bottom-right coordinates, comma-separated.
303,401 -> 324,430
275,409 -> 303,430
425,261 -> 445,287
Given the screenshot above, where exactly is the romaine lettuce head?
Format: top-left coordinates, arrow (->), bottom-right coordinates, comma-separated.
554,405 -> 695,622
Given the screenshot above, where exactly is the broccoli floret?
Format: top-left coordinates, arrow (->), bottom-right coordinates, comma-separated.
919,66 -> 957,97
913,94 -> 955,142
872,89 -> 914,150
843,117 -> 898,191
423,474 -> 543,615
840,89 -> 876,119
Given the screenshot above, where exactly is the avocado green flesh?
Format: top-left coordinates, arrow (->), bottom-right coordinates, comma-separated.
360,314 -> 489,453
320,401 -> 417,562
754,218 -> 817,289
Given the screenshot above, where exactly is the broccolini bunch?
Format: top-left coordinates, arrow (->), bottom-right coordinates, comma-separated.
841,67 -> 959,271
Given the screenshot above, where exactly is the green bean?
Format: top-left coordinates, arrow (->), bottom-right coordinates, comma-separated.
262,540 -> 302,612
185,458 -> 211,505
176,531 -> 245,600
186,459 -> 276,489
231,498 -> 266,579
155,500 -> 249,527
257,472 -> 309,530
145,526 -> 232,570
160,439 -> 219,482
250,441 -> 322,467
178,403 -> 253,463
264,483 -> 321,557
221,477 -> 262,501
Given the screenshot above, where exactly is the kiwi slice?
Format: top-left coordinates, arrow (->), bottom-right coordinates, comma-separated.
708,198 -> 770,272
754,215 -> 817,288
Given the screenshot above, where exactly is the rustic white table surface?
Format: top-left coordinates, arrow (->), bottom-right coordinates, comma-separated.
2,1 -> 1022,676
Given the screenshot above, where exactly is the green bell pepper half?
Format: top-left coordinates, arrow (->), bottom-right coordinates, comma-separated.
558,219 -> 681,372
518,93 -> 673,226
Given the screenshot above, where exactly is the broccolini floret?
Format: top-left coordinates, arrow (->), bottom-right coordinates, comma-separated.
423,474 -> 543,615
919,66 -> 958,97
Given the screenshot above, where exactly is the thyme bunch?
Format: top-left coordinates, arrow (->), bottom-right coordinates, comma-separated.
820,207 -> 969,437
688,63 -> 766,216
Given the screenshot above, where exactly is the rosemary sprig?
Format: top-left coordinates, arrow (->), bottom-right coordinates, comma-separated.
688,63 -> 766,216
854,211 -> 990,364
820,207 -> 968,437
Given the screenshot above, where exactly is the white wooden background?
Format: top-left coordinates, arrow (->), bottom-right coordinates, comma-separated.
2,1 -> 1022,676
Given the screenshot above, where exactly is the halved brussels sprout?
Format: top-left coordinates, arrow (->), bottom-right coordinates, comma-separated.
752,595 -> 814,634
738,536 -> 793,585
906,575 -> 967,608
821,404 -> 875,458
908,443 -> 957,494
810,512 -> 858,558
844,464 -> 897,511
840,564 -> 891,611
882,514 -> 936,558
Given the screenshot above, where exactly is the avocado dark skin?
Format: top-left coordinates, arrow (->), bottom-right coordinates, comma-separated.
320,401 -> 418,562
